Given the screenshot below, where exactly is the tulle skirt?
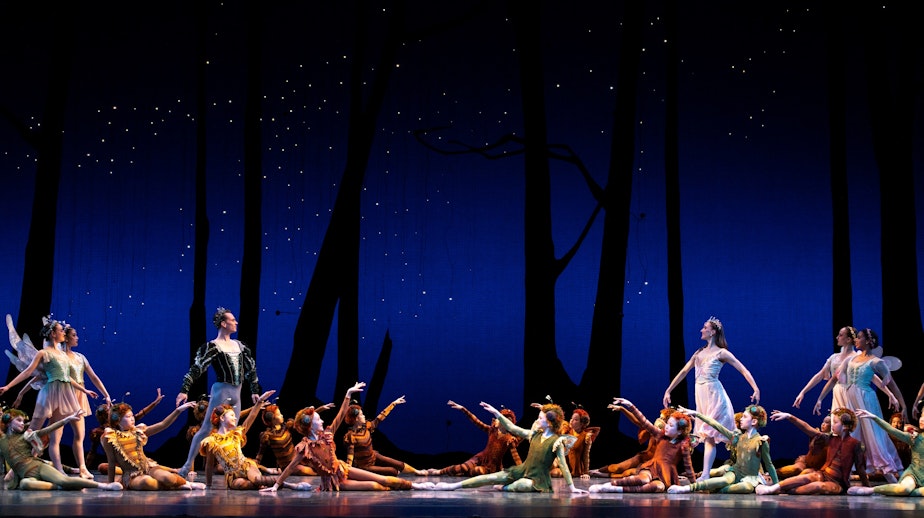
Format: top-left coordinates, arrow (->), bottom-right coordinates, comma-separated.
694,378 -> 735,444
34,380 -> 82,420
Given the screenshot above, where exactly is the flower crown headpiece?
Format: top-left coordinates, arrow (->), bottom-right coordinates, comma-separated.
707,316 -> 723,331
40,314 -> 62,339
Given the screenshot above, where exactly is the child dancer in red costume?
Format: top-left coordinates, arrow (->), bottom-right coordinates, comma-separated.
588,398 -> 694,493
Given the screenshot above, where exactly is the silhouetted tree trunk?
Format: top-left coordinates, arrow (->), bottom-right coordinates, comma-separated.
186,0 -> 210,406
864,4 -> 922,403
239,0 -> 264,372
509,0 -> 575,412
3,5 -> 75,391
580,0 -> 645,417
280,1 -> 405,405
662,0 -> 687,409
826,5 -> 852,337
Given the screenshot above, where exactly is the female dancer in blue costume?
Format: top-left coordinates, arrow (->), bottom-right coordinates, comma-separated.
174,308 -> 262,479
663,317 -> 761,481
816,328 -> 905,482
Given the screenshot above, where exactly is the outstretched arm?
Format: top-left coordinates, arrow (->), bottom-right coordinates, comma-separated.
82,359 -> 112,405
677,406 -> 733,440
793,363 -> 830,408
481,402 -> 530,439
145,401 -> 196,436
612,398 -> 659,437
13,377 -> 39,408
721,350 -> 760,404
369,395 -> 405,429
769,410 -> 820,437
329,382 -> 365,433
608,400 -> 644,429
814,372 -> 839,415
449,400 -> 491,433
135,389 -> 165,420
663,356 -> 696,407
241,390 -> 276,433
36,409 -> 85,437
0,350 -> 45,396
855,408 -> 914,445
914,382 -> 924,420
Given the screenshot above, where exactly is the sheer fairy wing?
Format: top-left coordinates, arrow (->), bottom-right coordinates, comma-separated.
6,313 -> 37,371
6,314 -> 44,389
558,434 -> 578,455
880,356 -> 902,371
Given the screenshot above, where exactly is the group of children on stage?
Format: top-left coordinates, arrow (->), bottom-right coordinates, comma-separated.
3,311 -> 924,497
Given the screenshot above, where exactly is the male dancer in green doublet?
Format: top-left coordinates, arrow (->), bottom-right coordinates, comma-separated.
428,402 -> 587,494
668,404 -> 778,494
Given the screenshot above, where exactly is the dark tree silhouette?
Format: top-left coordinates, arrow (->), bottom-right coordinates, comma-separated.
279,1 -> 491,408
508,0 -> 576,410
2,5 -> 76,395
578,0 -> 645,422
186,0 -> 211,409
414,0 -> 646,460
863,4 -> 922,403
825,5 -> 853,337
662,0 -> 688,410
280,2 -> 407,406
238,0 -> 265,365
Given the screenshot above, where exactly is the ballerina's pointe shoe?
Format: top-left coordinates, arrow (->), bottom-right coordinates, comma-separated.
98,482 -> 123,491
79,466 -> 94,480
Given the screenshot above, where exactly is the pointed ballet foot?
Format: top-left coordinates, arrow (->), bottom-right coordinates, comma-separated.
589,483 -> 620,493
667,484 -> 691,494
78,467 -> 95,480
847,486 -> 875,496
183,482 -> 207,490
755,484 -> 779,495
97,482 -> 123,491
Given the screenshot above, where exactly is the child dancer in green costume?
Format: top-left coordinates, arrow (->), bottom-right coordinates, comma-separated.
667,404 -> 777,494
848,409 -> 924,496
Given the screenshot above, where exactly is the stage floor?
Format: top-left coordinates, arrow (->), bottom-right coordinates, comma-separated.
2,475 -> 922,518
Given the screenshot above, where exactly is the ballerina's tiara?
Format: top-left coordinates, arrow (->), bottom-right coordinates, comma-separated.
707,316 -> 723,330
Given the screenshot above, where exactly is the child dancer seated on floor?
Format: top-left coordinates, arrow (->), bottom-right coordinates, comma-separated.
1,407 -> 121,491
425,400 -> 522,476
342,395 -> 426,476
102,400 -> 206,490
260,382 -> 432,492
848,409 -> 924,497
667,404 -> 777,494
588,398 -> 694,493
199,390 -> 308,490
756,408 -> 868,495
426,402 -> 587,494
